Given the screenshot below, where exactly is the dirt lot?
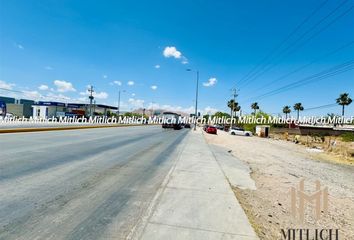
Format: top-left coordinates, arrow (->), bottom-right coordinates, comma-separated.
203,130 -> 354,240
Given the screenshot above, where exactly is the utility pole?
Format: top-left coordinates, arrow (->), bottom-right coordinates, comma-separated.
117,90 -> 125,116
195,70 -> 199,131
151,100 -> 155,117
186,69 -> 199,131
88,85 -> 94,117
117,89 -> 121,116
230,88 -> 238,128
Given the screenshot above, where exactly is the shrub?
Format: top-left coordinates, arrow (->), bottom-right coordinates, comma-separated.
341,132 -> 354,142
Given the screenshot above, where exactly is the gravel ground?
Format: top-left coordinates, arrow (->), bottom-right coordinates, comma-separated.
203,130 -> 354,240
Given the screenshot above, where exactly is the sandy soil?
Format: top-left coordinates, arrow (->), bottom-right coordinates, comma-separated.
203,130 -> 354,240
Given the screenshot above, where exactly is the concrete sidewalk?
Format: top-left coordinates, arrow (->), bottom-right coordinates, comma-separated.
134,130 -> 258,240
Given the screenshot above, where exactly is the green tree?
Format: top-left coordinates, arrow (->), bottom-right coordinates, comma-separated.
202,114 -> 210,122
251,102 -> 259,115
282,106 -> 291,119
213,112 -> 231,118
227,99 -> 235,117
336,93 -> 352,117
293,103 -> 304,120
233,103 -> 241,117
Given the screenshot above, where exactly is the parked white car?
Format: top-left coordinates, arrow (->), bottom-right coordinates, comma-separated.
0,113 -> 14,120
229,127 -> 253,136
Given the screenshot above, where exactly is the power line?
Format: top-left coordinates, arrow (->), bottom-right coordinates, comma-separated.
237,0 -> 352,89
0,88 -> 23,93
261,61 -> 354,96
240,60 -> 354,103
256,61 -> 354,99
253,40 -> 354,92
272,103 -> 338,115
302,103 -> 337,112
234,0 -> 330,88
0,87 -> 74,102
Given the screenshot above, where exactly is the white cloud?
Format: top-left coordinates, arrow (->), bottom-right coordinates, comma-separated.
146,102 -> 194,114
77,97 -> 87,102
23,90 -> 41,99
181,57 -> 188,64
155,64 -> 160,69
15,43 -> 24,50
54,80 -> 76,92
94,91 -> 108,99
128,98 -> 144,108
127,81 -> 134,86
45,66 -> 53,70
80,89 -> 108,99
171,105 -> 195,113
146,104 -> 217,115
131,93 -> 136,97
203,77 -> 217,87
112,80 -> 122,86
151,85 -> 157,90
46,92 -> 71,101
203,106 -> 218,115
38,84 -> 49,91
103,74 -> 108,79
0,80 -> 15,90
163,46 -> 182,59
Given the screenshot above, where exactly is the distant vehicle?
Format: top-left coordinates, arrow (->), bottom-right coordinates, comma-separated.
204,125 -> 217,134
184,123 -> 191,128
0,101 -> 6,118
229,127 -> 252,136
0,113 -> 14,120
161,112 -> 182,130
215,125 -> 224,130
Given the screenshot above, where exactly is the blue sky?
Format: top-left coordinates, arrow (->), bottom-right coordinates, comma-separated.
0,0 -> 353,116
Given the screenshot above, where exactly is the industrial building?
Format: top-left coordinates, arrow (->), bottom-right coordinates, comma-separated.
0,96 -> 117,118
0,96 -> 34,117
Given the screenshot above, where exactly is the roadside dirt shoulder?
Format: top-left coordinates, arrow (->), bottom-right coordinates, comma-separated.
203,130 -> 354,240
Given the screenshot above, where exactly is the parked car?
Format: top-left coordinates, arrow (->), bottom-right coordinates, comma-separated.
215,125 -> 224,130
0,113 -> 14,120
229,127 -> 252,136
184,123 -> 191,128
205,125 -> 217,134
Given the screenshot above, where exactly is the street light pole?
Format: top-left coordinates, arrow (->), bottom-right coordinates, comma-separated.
194,70 -> 199,131
117,89 -> 126,116
117,89 -> 121,116
88,85 -> 94,117
187,69 -> 199,131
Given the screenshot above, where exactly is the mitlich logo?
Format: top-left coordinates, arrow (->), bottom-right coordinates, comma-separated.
291,179 -> 328,222
281,179 -> 339,240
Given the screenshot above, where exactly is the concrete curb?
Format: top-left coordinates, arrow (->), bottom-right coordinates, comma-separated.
136,129 -> 259,240
126,131 -> 190,240
0,124 -> 150,134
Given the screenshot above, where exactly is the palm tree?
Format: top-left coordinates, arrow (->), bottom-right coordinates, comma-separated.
293,103 -> 304,120
227,99 -> 235,118
282,106 -> 291,119
234,104 -> 241,116
336,93 -> 352,117
251,102 -> 259,115
227,100 -> 241,118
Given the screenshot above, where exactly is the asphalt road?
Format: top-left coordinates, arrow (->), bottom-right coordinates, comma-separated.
0,126 -> 189,240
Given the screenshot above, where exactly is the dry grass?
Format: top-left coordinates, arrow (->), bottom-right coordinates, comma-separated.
203,130 -> 354,240
270,133 -> 354,165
